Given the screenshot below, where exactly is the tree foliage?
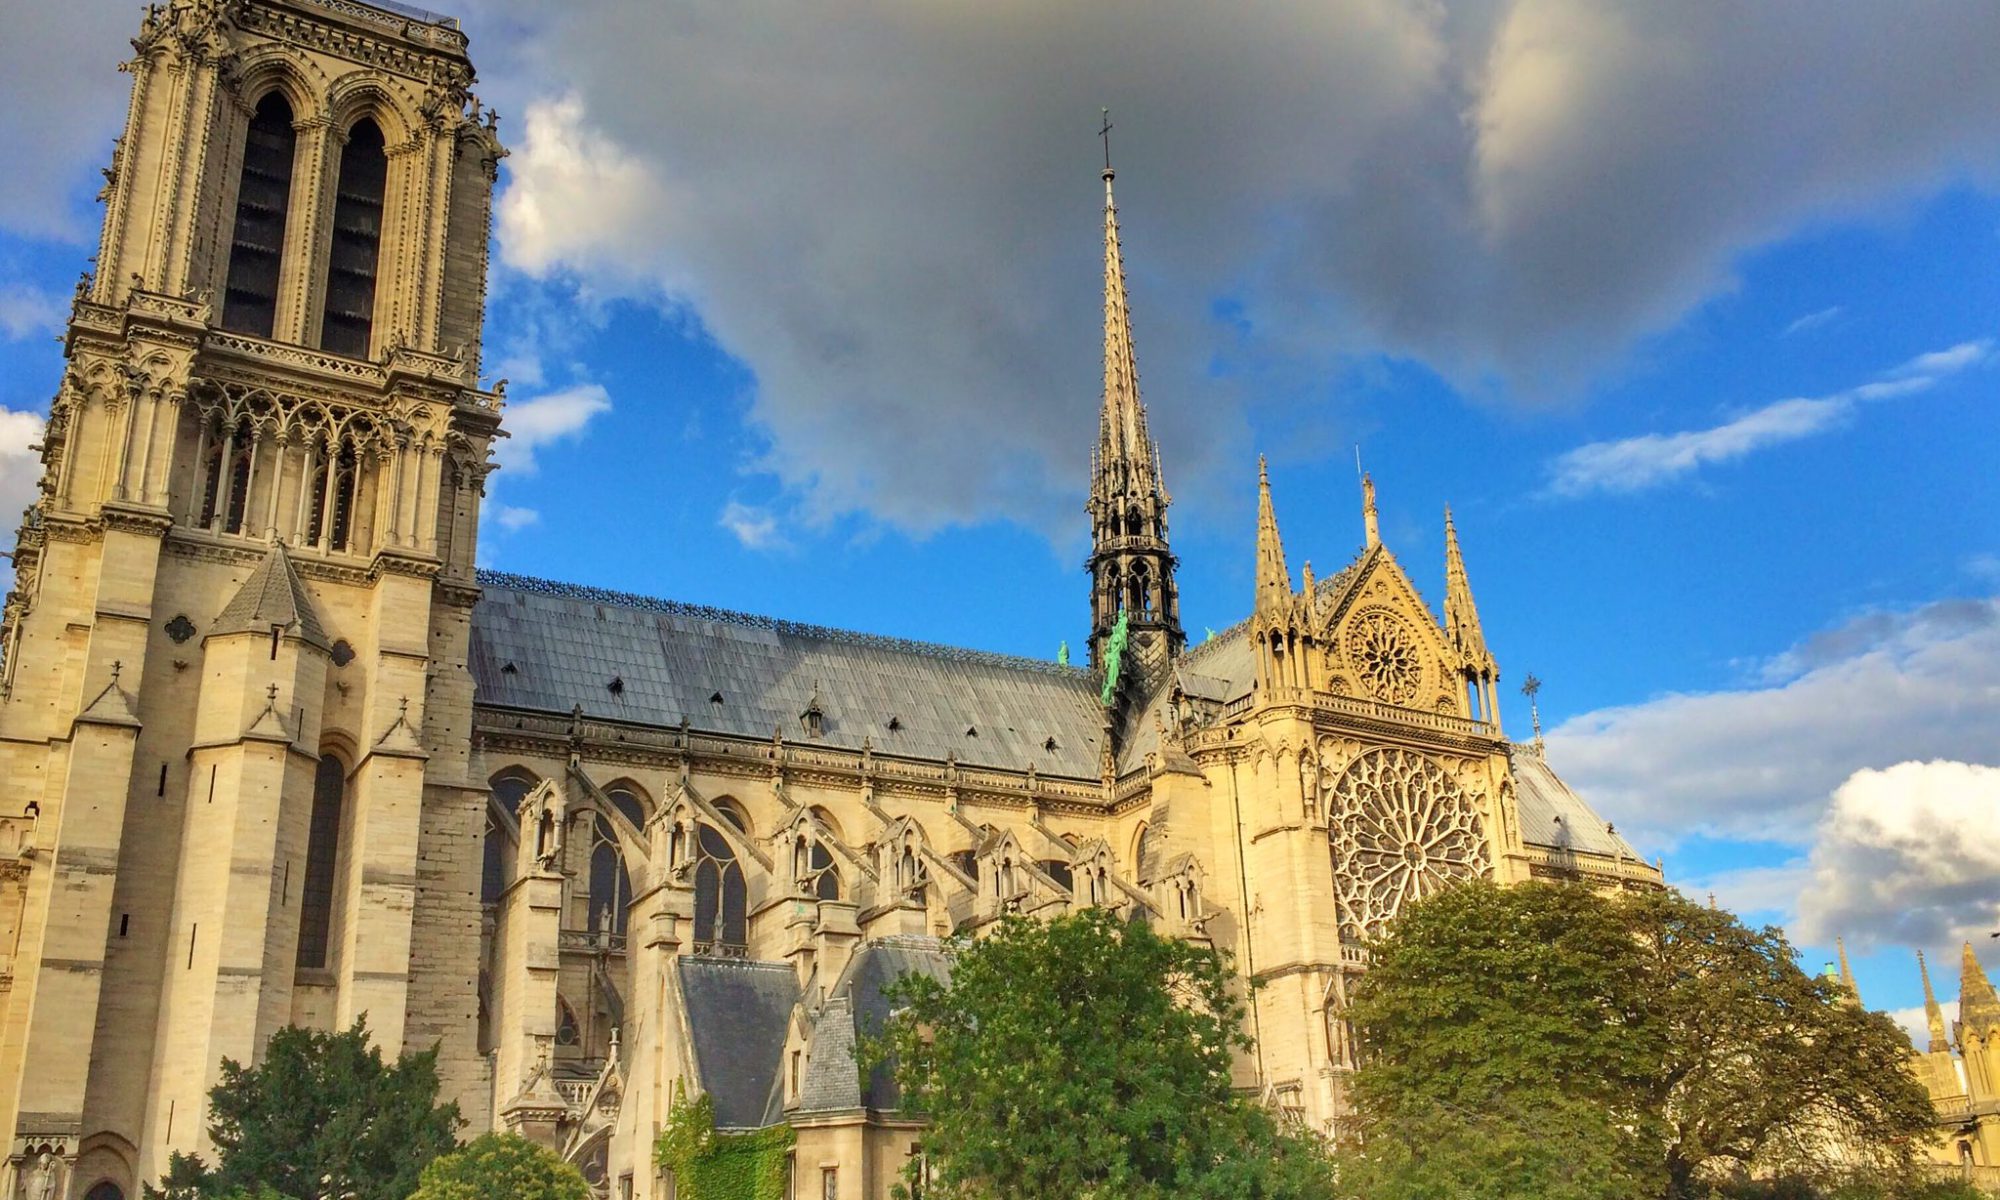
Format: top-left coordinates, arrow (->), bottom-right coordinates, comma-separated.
1343,881 -> 1938,1200
409,1133 -> 591,1200
873,908 -> 1336,1200
143,1020 -> 461,1200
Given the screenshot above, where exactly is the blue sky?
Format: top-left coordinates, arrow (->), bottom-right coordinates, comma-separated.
4,0 -> 1999,1036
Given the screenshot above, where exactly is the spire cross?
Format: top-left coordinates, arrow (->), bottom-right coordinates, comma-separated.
1099,108 -> 1113,172
1521,673 -> 1544,754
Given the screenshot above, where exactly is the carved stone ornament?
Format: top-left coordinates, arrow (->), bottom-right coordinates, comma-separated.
1329,747 -> 1490,944
1344,609 -> 1423,706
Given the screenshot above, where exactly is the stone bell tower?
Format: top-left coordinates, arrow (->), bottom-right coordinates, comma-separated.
0,1 -> 505,1193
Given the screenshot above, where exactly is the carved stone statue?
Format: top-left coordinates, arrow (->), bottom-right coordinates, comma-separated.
22,1151 -> 59,1200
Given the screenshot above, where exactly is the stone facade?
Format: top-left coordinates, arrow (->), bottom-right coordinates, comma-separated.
1903,946 -> 2000,1188
0,3 -> 1659,1198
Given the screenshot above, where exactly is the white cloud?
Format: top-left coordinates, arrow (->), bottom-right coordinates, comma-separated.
492,383 -> 612,476
718,501 -> 785,552
1793,761 -> 2000,949
494,505 -> 540,532
0,407 -> 47,587
1547,338 -> 1993,496
0,285 -> 62,341
1782,306 -> 1843,337
473,1 -> 2000,533
9,4 -> 2000,530
1548,598 -> 2000,847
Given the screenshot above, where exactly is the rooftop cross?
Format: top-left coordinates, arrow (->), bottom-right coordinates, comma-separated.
1099,107 -> 1114,173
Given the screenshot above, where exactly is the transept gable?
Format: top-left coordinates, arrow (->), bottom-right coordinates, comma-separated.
1313,546 -> 1463,715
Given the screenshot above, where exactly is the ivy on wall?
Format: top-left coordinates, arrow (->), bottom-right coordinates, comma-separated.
655,1087 -> 795,1200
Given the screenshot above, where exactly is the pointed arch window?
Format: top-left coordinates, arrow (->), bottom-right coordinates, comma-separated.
586,813 -> 633,937
691,816 -> 747,952
296,755 -> 345,970
200,419 -> 254,534
483,773 -> 535,907
321,119 -> 387,358
307,439 -> 358,552
222,93 -> 298,338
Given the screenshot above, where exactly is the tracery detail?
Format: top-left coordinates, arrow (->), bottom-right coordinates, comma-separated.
1328,748 -> 1488,943
1345,610 -> 1423,705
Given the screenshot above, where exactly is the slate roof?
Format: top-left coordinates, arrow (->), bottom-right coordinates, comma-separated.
211,542 -> 329,647
470,571 -> 1104,778
1510,747 -> 1644,860
677,958 -> 799,1129
797,937 -> 954,1117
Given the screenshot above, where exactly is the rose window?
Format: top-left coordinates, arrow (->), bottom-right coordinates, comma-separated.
1345,611 -> 1423,705
1328,748 -> 1489,944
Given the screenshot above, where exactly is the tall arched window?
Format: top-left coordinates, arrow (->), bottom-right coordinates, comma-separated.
321,118 -> 387,358
296,755 -> 345,969
483,773 -> 534,907
222,93 -> 297,338
200,419 -> 254,534
586,813 -> 633,937
306,440 -> 358,552
691,805 -> 748,952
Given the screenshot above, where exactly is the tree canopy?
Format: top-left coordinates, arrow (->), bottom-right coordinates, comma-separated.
874,908 -> 1336,1200
408,1133 -> 591,1200
144,1020 -> 461,1200
1342,881 -> 1939,1200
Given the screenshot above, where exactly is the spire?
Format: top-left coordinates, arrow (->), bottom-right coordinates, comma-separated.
1921,949 -> 1951,1053
212,541 -> 330,649
1444,506 -> 1493,674
1255,457 -> 1290,614
1362,473 -> 1380,547
1085,129 -> 1180,672
1098,156 -> 1154,489
1962,942 -> 2000,1036
1521,673 -> 1545,757
1836,937 -> 1860,1006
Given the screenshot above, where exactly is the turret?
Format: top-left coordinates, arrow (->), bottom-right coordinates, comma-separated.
1251,459 -> 1312,693
1444,506 -> 1500,727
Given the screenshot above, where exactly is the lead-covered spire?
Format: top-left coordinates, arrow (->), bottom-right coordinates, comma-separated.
1086,132 -> 1180,673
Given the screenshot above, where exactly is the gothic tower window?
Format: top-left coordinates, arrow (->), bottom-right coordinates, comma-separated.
296,755 -> 345,970
321,119 -> 388,359
306,440 -> 358,551
200,419 -> 254,534
221,93 -> 298,338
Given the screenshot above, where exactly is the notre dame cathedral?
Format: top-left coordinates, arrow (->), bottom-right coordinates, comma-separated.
0,2 -> 1660,1196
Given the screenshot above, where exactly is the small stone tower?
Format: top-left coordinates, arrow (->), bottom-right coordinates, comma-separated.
0,1 -> 505,1191
1086,158 -> 1182,678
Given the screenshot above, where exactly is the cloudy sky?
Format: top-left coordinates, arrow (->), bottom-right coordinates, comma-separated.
3,0 -> 1999,1032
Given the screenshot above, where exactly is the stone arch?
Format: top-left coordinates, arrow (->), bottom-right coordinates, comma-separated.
73,1130 -> 136,1200
229,46 -> 326,123
323,72 -> 421,146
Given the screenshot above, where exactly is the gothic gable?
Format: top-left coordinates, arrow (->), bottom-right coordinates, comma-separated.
1313,546 -> 1464,717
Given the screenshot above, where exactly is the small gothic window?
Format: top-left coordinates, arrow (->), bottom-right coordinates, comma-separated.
607,676 -> 624,696
965,726 -> 978,738
501,661 -> 518,675
296,755 -> 345,969
1039,859 -> 1074,893
329,639 -> 355,667
307,440 -> 359,552
886,716 -> 902,732
587,814 -> 632,936
222,93 -> 298,338
1043,736 -> 1058,753
165,614 -> 196,643
483,774 -> 533,907
710,691 -> 725,706
556,997 -> 580,1047
321,119 -> 388,358
200,420 -> 254,534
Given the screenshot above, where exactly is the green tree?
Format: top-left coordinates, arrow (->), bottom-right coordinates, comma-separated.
143,1020 -> 460,1200
873,908 -> 1336,1200
1343,881 -> 1938,1200
409,1133 -> 591,1200
1621,891 -> 1935,1195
